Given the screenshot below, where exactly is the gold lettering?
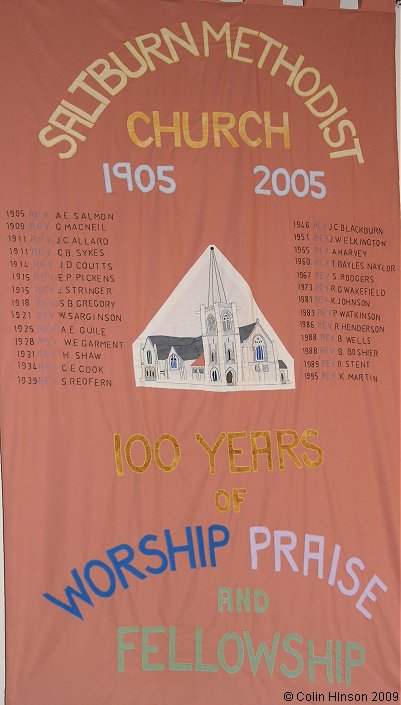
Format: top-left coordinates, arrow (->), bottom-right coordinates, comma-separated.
215,489 -> 230,512
227,431 -> 251,473
125,434 -> 152,474
38,126 -> 77,159
114,433 -> 124,476
300,429 -> 324,469
276,430 -> 303,471
325,122 -> 365,163
153,111 -> 181,147
264,111 -> 290,149
49,105 -> 93,140
68,71 -> 111,106
232,26 -> 259,64
160,22 -> 200,62
202,21 -> 232,58
60,99 -> 107,124
293,67 -> 321,98
330,139 -> 364,164
86,59 -> 128,96
318,107 -> 348,130
270,45 -> 304,87
239,111 -> 262,148
306,84 -> 339,118
108,43 -> 148,79
135,32 -> 174,71
257,32 -> 282,69
213,112 -> 239,148
154,434 -> 181,472
324,119 -> 356,148
127,111 -> 154,148
182,112 -> 209,148
195,432 -> 226,474
250,431 -> 273,472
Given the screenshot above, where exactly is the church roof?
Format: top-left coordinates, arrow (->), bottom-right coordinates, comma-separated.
148,323 -> 260,362
149,335 -> 204,361
192,354 -> 205,367
239,322 -> 257,342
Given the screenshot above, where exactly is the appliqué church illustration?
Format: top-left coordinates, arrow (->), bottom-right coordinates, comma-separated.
132,246 -> 295,392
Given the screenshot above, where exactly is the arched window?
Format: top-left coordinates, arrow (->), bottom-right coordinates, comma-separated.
222,311 -> 233,332
146,350 -> 152,364
170,354 -> 178,369
210,349 -> 217,363
207,314 -> 216,333
210,368 -> 219,382
226,370 -> 234,385
253,335 -> 266,362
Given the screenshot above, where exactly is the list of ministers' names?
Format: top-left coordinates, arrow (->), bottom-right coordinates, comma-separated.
6,207 -> 122,388
5,209 -> 397,390
294,218 -> 396,385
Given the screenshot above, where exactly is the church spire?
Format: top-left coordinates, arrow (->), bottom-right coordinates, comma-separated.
208,246 -> 227,306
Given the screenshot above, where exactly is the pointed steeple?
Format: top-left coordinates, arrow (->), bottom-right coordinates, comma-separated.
208,246 -> 227,306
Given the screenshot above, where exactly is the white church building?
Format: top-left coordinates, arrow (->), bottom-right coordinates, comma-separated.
134,247 -> 294,392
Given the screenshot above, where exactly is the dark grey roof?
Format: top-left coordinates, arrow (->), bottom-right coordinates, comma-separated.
149,335 -> 203,361
278,360 -> 288,369
148,322 -> 258,361
239,323 -> 257,342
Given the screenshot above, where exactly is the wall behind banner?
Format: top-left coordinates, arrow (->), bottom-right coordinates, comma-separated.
0,2 -> 400,702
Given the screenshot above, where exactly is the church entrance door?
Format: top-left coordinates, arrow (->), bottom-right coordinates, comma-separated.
226,370 -> 234,385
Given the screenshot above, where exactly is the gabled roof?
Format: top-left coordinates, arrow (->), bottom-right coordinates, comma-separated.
191,354 -> 205,367
147,321 -> 261,362
239,322 -> 257,342
149,335 -> 203,361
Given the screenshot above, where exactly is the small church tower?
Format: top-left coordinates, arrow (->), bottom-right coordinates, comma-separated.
200,247 -> 243,386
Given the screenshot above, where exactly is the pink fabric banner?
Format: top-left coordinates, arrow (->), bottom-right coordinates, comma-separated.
0,1 -> 399,703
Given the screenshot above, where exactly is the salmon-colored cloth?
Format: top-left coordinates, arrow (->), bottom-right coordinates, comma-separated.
0,1 -> 399,704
